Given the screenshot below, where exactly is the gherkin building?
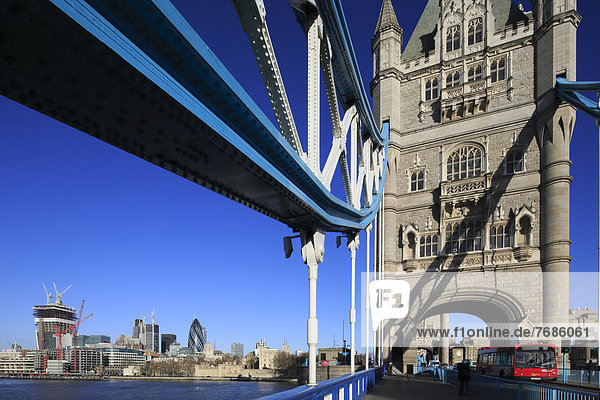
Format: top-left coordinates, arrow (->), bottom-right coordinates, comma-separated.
188,318 -> 206,353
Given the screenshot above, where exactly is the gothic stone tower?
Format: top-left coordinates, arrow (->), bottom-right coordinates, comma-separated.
371,0 -> 579,371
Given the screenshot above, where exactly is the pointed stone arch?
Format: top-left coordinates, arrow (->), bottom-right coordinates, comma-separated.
402,224 -> 419,260
514,205 -> 535,247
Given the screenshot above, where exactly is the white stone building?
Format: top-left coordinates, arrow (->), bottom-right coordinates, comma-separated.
372,0 -> 579,372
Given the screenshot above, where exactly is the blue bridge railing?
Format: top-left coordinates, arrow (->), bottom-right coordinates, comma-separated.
434,368 -> 598,400
558,369 -> 600,389
257,366 -> 385,400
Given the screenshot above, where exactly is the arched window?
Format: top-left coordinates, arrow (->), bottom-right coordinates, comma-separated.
446,25 -> 461,52
410,170 -> 425,192
425,78 -> 439,101
517,216 -> 532,246
506,150 -> 524,174
491,57 -> 507,83
446,71 -> 461,88
490,224 -> 511,249
468,18 -> 483,45
468,65 -> 483,82
445,220 -> 482,254
446,146 -> 483,180
419,234 -> 438,257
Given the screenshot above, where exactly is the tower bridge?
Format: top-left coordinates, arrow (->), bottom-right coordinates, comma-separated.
0,0 -> 598,398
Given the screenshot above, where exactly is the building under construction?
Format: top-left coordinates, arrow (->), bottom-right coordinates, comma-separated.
33,348 -> 102,374
33,283 -> 77,350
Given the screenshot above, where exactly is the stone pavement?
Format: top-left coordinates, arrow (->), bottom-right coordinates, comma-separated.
364,373 -> 466,400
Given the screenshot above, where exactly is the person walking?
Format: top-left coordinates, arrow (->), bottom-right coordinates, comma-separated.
458,360 -> 470,395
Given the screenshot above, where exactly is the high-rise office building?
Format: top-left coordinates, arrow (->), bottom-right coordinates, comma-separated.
133,319 -> 143,339
78,335 -> 111,346
188,318 -> 206,353
231,342 -> 244,357
133,318 -> 159,353
161,334 -> 176,354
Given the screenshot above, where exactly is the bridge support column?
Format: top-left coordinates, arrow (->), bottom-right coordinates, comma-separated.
440,314 -> 450,365
301,229 -> 325,386
347,232 -> 359,373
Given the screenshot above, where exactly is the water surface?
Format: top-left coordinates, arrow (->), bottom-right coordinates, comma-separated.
0,379 -> 295,399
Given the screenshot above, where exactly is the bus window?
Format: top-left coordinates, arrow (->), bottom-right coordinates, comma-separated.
515,347 -> 556,369
507,353 -> 513,367
499,352 -> 507,366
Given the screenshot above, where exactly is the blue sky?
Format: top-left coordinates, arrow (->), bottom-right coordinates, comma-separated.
1,1 -> 599,354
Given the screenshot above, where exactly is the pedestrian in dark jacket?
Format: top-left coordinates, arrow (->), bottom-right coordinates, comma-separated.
458,361 -> 470,395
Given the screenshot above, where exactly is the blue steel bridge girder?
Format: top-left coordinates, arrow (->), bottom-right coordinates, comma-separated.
231,0 -> 385,387
0,0 -> 388,233
556,78 -> 600,121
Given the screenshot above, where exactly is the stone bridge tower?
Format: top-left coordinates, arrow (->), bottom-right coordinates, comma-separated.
371,0 -> 580,372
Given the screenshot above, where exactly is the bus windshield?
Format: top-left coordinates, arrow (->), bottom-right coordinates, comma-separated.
515,347 -> 556,369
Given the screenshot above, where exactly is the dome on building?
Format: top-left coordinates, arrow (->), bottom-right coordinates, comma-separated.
188,318 -> 206,353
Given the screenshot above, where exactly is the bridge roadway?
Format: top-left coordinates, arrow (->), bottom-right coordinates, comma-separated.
364,374 -> 463,399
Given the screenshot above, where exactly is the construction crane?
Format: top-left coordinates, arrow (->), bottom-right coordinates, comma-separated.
54,312 -> 92,365
42,283 -> 52,304
72,300 -> 90,374
52,282 -> 72,305
151,307 -> 155,353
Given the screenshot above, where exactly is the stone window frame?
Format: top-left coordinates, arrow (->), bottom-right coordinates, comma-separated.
409,168 -> 426,192
491,57 -> 507,83
444,218 -> 484,255
424,77 -> 440,101
489,222 -> 512,249
446,25 -> 461,53
446,69 -> 461,88
514,207 -> 535,247
402,225 -> 420,260
419,233 -> 439,258
468,17 -> 483,46
467,63 -> 483,82
504,147 -> 526,175
445,143 -> 484,181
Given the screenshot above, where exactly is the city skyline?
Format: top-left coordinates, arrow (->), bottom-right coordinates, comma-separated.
1,0 -> 600,354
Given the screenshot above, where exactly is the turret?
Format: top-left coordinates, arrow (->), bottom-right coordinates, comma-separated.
531,0 -> 580,102
531,0 -> 581,329
372,0 -> 403,75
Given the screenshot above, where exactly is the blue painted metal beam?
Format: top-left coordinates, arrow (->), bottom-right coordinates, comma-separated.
0,0 -> 387,232
556,77 -> 600,120
315,0 -> 384,145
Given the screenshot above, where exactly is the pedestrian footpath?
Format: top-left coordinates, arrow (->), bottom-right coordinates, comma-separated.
364,373 -> 465,400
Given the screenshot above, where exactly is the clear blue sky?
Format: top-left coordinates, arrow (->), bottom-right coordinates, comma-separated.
0,1 -> 599,353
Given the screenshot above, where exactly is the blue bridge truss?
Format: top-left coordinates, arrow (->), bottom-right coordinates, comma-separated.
0,0 -> 388,233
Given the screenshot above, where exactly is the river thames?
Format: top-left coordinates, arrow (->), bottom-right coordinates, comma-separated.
0,379 -> 295,399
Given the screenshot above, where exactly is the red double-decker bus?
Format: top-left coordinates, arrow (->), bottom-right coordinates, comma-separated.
476,344 -> 557,381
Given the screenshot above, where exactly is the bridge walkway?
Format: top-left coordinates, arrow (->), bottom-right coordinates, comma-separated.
364,373 -> 463,400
